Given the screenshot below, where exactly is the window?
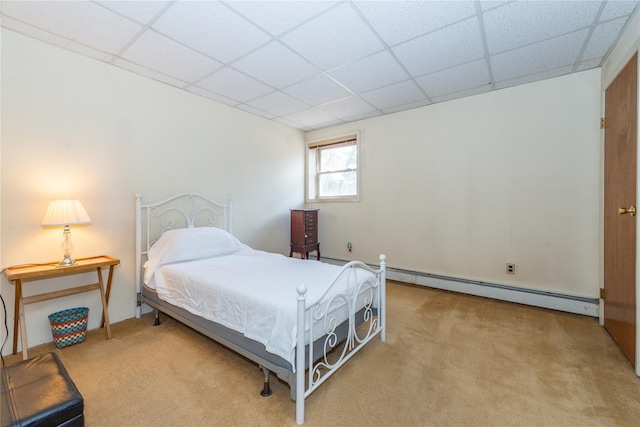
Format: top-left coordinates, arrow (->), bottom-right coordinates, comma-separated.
306,133 -> 359,202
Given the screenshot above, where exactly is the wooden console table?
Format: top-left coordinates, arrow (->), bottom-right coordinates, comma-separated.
4,255 -> 119,360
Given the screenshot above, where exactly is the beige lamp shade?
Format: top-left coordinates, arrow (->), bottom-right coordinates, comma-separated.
42,199 -> 92,226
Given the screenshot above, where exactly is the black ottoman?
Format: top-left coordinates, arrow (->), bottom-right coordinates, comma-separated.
1,352 -> 84,427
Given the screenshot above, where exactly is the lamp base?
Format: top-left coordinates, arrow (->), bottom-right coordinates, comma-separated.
58,256 -> 76,267
58,226 -> 76,266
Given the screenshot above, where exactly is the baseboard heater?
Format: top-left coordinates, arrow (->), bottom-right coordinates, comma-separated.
321,257 -> 599,317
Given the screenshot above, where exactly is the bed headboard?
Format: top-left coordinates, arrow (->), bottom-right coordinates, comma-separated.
135,193 -> 233,299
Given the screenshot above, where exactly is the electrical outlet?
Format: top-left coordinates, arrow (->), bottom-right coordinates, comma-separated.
347,242 -> 352,252
506,263 -> 516,274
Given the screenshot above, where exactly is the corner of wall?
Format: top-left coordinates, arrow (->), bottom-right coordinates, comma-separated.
602,8 -> 640,89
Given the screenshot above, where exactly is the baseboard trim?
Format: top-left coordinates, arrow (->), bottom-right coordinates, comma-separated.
322,258 -> 599,317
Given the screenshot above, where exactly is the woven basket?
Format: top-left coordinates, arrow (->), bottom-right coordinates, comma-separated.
48,307 -> 89,349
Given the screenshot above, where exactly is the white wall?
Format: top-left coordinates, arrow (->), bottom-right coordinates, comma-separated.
307,69 -> 602,300
0,29 -> 305,353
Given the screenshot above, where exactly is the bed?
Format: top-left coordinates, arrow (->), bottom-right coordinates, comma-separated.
134,193 -> 386,424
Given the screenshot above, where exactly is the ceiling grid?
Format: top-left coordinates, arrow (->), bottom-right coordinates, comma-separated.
1,0 -> 638,131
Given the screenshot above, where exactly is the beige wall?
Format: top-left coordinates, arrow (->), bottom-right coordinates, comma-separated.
0,29 -> 305,352
307,69 -> 602,300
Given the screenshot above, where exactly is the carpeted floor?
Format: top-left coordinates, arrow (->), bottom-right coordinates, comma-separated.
5,281 -> 640,426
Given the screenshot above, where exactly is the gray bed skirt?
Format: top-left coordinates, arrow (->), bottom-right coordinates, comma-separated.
137,285 -> 371,399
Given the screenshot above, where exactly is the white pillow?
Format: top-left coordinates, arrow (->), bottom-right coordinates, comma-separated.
143,227 -> 245,285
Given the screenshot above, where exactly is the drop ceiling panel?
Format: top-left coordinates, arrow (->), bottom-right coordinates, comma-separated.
383,99 -> 432,115
152,1 -> 270,63
480,2 -> 510,12
97,1 -> 170,25
225,1 -> 337,36
329,50 -> 409,93
581,17 -> 629,61
483,1 -> 601,54
361,80 -> 428,110
245,91 -> 311,117
1,0 -> 638,131
416,59 -> 490,98
600,0 -> 640,21
392,16 -> 485,76
235,104 -> 277,120
494,65 -> 575,90
0,15 -> 114,62
187,86 -> 239,107
281,108 -> 342,128
232,41 -> 321,89
492,29 -> 590,82
119,30 -> 223,83
355,0 -> 477,46
196,67 -> 273,102
115,58 -> 189,89
432,84 -> 492,104
280,2 -> 385,71
282,74 -> 354,107
576,59 -> 602,73
2,1 -> 142,54
317,95 -> 377,118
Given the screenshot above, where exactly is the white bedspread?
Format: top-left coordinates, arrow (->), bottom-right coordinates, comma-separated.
148,248 -> 375,367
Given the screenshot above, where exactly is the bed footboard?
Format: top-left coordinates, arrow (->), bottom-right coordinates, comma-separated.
295,255 -> 386,425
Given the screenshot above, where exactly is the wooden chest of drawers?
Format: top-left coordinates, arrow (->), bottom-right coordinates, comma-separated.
289,209 -> 320,260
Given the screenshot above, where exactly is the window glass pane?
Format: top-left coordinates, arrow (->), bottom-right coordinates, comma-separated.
320,145 -> 357,172
319,171 -> 357,196
306,133 -> 359,202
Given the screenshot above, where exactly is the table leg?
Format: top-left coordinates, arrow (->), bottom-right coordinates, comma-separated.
12,280 -> 22,355
19,297 -> 28,360
100,265 -> 115,328
96,267 -> 112,339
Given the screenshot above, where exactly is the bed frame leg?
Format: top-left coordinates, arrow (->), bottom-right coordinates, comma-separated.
154,309 -> 160,326
260,367 -> 272,397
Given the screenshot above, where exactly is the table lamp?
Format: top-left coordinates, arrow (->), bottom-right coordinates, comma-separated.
42,199 -> 92,266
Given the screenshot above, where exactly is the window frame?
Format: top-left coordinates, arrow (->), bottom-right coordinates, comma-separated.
305,132 -> 360,203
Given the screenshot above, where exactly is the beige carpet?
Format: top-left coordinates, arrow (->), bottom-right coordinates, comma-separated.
6,281 -> 640,427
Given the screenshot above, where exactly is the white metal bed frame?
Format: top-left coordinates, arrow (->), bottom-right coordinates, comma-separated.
135,193 -> 386,424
